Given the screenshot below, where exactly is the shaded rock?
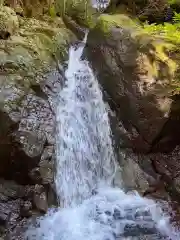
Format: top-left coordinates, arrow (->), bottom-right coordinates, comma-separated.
46,183 -> 57,206
62,15 -> 86,41
149,146 -> 180,201
0,180 -> 26,199
119,149 -> 158,193
0,179 -> 35,200
33,191 -> 48,213
0,193 -> 9,202
0,131 -> 40,183
108,101 -> 174,203
0,202 -> 11,226
0,199 -> 21,229
4,217 -> 29,240
39,146 -> 54,184
28,146 -> 54,185
33,185 -> 48,213
28,167 -> 42,184
20,201 -> 32,218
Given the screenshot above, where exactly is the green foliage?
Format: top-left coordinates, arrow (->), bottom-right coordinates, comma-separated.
142,11 -> 180,47
55,0 -> 98,27
168,0 -> 180,4
49,5 -> 56,17
173,12 -> 180,22
142,21 -> 180,46
141,11 -> 180,92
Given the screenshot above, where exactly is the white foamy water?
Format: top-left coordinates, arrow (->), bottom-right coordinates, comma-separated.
55,31 -> 117,207
26,32 -> 180,240
91,0 -> 110,10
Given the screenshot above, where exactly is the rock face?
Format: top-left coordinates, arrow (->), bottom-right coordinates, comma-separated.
84,13 -> 180,216
0,5 -> 76,238
0,7 -> 75,180
85,14 -> 180,154
1,2 -> 180,237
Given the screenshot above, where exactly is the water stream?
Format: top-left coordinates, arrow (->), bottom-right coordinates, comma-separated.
26,31 -> 180,240
55,31 -> 117,207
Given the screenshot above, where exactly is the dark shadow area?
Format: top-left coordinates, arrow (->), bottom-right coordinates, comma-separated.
151,94 -> 180,152
0,110 -> 41,185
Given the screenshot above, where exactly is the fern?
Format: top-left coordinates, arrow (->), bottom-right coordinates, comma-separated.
173,12 -> 180,22
143,21 -> 180,46
49,5 -> 56,17
168,0 -> 180,4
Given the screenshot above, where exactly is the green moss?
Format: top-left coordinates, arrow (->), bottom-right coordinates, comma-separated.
138,19 -> 180,92
142,22 -> 180,45
49,5 -> 57,18
0,8 -> 75,111
168,0 -> 180,5
55,0 -> 98,28
93,13 -> 180,95
0,6 -> 19,37
95,14 -> 139,33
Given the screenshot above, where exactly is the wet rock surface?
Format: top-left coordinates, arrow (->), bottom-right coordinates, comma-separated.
0,180 -> 43,237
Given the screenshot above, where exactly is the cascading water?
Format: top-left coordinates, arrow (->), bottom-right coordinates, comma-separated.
91,0 -> 110,10
26,32 -> 180,240
55,31 -> 117,207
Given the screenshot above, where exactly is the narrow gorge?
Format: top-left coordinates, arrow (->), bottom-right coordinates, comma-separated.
1,0 -> 180,239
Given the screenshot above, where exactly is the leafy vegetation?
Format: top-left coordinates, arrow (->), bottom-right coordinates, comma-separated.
55,0 -> 98,27
168,0 -> 180,5
140,12 -> 180,93
143,22 -> 180,45
2,0 -> 180,95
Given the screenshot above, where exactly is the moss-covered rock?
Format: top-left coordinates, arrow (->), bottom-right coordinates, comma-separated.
0,5 -> 77,236
0,14 -> 75,108
55,0 -> 98,28
0,5 -> 75,208
0,18 -> 72,132
5,0 -> 56,18
0,6 -> 19,39
85,13 -> 180,153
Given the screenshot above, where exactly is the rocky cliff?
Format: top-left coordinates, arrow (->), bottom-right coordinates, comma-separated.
0,4 -> 77,238
1,0 -> 180,238
84,10 -> 180,221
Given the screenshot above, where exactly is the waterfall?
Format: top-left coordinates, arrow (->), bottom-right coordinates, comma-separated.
91,0 -> 111,10
26,32 -> 180,240
55,31 -> 117,207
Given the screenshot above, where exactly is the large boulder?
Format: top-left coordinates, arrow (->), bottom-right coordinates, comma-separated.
85,14 -> 180,153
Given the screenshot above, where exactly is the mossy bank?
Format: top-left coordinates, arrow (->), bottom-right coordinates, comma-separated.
0,4 -> 77,238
